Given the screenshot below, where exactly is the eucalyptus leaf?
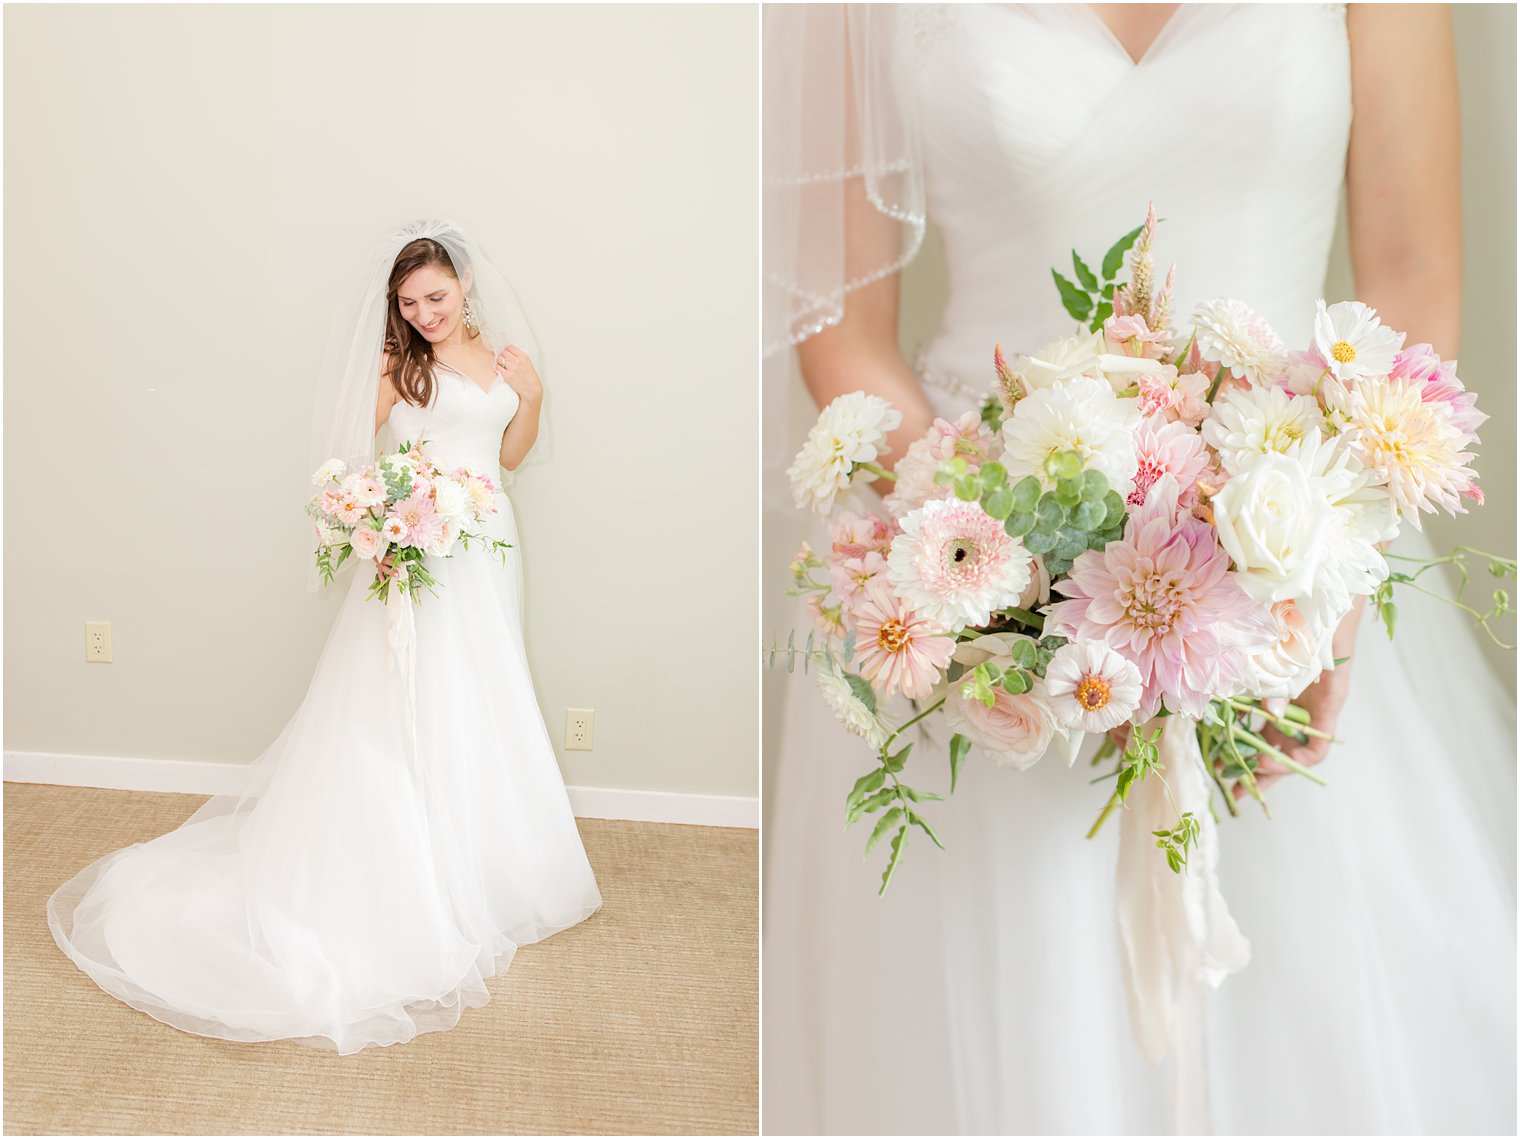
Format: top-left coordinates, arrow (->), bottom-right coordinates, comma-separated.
1012,476 -> 1042,512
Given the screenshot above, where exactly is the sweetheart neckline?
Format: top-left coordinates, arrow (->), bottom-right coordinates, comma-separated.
436,360 -> 505,397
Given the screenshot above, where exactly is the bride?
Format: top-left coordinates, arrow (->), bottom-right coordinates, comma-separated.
763,5 -> 1515,1134
48,218 -> 602,1054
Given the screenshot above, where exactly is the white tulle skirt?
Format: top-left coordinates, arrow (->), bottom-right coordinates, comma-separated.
763,524 -> 1515,1135
48,491 -> 602,1054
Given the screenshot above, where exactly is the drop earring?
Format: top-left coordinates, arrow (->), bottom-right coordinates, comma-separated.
462,297 -> 479,331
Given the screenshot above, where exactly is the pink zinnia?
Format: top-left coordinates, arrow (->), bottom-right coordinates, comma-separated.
851,585 -> 955,701
1045,474 -> 1275,720
1129,416 -> 1212,508
388,492 -> 442,550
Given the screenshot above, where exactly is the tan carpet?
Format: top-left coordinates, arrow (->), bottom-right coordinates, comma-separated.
4,783 -> 757,1136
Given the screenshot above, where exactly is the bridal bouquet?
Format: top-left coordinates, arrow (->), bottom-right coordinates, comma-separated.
307,437 -> 512,603
782,204 -> 1512,893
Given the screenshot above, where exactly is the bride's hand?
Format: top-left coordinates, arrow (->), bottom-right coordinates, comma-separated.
494,345 -> 542,403
1232,663 -> 1351,799
375,550 -> 399,581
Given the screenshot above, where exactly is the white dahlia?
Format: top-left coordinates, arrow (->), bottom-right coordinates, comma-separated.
787,392 -> 903,515
1202,385 -> 1327,475
816,664 -> 890,749
312,458 -> 347,487
1332,376 -> 1475,528
1191,298 -> 1288,385
886,498 -> 1033,629
1312,300 -> 1404,384
1000,375 -> 1140,495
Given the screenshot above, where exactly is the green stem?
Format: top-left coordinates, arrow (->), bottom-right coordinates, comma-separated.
1204,364 -> 1227,403
885,697 -> 947,748
857,460 -> 898,483
1230,726 -> 1328,786
1000,606 -> 1046,631
1086,786 -> 1123,840
1221,697 -> 1337,742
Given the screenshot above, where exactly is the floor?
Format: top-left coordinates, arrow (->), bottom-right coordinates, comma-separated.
4,782 -> 757,1136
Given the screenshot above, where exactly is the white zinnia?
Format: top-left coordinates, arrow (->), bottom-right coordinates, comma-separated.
816,665 -> 890,749
1001,375 -> 1140,495
1312,299 -> 1403,384
787,392 -> 903,515
1044,641 -> 1143,734
1191,298 -> 1288,385
1202,385 -> 1327,475
312,458 -> 346,487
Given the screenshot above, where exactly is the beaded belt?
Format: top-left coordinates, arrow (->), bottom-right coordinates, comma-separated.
913,348 -> 987,405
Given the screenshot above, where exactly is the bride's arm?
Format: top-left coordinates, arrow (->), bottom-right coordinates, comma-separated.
497,346 -> 543,472
1252,2 -> 1461,793
795,181 -> 939,492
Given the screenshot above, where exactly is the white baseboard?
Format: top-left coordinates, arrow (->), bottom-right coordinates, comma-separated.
3,751 -> 758,829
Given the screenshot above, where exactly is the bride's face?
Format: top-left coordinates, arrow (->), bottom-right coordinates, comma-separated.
396,265 -> 463,344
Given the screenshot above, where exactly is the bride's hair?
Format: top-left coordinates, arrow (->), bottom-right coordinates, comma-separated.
381,237 -> 483,408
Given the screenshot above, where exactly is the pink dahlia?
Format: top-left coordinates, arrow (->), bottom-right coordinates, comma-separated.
388,492 -> 442,550
1390,343 -> 1487,444
851,585 -> 955,700
1129,416 -> 1211,508
1136,369 -> 1210,427
1045,474 -> 1276,720
884,412 -> 1001,517
886,498 -> 1033,628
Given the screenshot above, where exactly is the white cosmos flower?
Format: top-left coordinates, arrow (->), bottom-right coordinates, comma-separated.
1044,641 -> 1143,734
1191,298 -> 1288,385
1202,385 -> 1327,475
816,664 -> 890,749
787,392 -> 903,515
1001,375 -> 1140,495
1312,300 -> 1404,383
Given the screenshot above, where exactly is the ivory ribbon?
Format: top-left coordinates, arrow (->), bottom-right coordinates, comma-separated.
1116,717 -> 1251,1135
381,571 -> 423,799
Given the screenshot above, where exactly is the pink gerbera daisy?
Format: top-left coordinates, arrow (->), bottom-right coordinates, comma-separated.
886,498 -> 1033,628
1045,474 -> 1275,720
851,585 -> 955,701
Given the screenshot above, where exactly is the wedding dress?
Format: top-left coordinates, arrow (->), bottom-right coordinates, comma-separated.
48,360 -> 602,1054
763,5 -> 1516,1134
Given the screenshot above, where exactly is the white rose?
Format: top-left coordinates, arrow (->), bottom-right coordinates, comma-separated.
426,521 -> 458,558
1241,598 -> 1339,701
1211,451 -> 1334,605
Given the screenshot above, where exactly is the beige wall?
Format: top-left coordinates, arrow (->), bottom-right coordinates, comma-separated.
4,4 -> 758,798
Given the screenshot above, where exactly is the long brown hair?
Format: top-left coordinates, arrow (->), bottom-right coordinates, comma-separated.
382,238 -> 483,407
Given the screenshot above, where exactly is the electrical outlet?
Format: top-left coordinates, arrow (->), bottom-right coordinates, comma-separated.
565,708 -> 595,751
85,621 -> 112,663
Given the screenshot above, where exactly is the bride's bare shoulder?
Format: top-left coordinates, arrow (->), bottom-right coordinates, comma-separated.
375,349 -> 402,429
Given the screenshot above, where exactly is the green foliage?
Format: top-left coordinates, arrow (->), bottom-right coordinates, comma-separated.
1152,812 -> 1202,874
1049,222 -> 1144,332
949,732 -> 971,794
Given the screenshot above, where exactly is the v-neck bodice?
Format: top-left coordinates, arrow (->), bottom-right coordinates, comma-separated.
901,3 -> 1350,393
